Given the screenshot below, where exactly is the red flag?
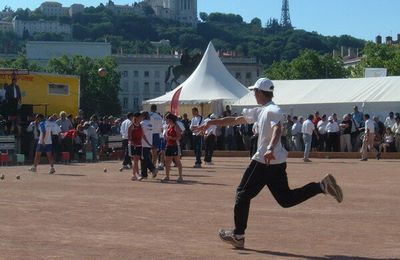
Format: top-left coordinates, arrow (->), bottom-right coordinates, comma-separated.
170,86 -> 182,116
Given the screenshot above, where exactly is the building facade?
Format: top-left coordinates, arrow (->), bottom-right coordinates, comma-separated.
26,41 -> 112,66
0,21 -> 13,32
39,1 -> 84,17
145,0 -> 198,25
115,54 -> 260,113
12,17 -> 72,37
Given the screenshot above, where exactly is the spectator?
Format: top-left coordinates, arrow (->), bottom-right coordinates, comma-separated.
392,116 -> 400,152
223,105 -> 232,117
302,114 -> 317,162
291,116 -> 302,151
326,116 -> 340,152
56,111 -> 73,133
204,114 -> 218,165
190,107 -> 203,168
373,116 -> 385,140
5,75 -> 22,134
149,105 -> 163,169
360,114 -> 378,161
339,114 -> 352,152
384,112 -> 396,129
250,122 -> 259,158
377,127 -> 395,157
47,114 -> 62,162
84,121 -> 99,162
350,114 -> 362,152
181,113 -> 192,150
284,115 -> 294,151
120,112 -> 134,170
311,111 -> 321,152
0,114 -> 6,135
317,115 -> 328,151
239,122 -> 253,152
26,114 -> 41,160
352,106 -> 364,128
140,111 -> 157,179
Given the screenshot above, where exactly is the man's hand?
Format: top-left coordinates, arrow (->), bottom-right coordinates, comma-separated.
263,150 -> 276,165
192,122 -> 208,134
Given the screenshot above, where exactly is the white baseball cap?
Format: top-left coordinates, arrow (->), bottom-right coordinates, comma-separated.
248,78 -> 274,92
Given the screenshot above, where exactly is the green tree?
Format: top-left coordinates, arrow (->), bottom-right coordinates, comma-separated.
47,55 -> 121,116
351,42 -> 400,77
0,54 -> 43,72
266,49 -> 348,80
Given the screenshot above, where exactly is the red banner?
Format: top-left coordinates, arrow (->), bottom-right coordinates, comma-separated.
170,86 -> 182,116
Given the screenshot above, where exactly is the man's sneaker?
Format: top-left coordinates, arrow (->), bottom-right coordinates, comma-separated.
376,152 -> 381,160
137,175 -> 143,181
161,176 -> 169,183
360,158 -> 368,161
303,158 -> 312,162
176,176 -> 184,184
152,168 -> 158,178
49,168 -> 56,175
218,229 -> 245,249
321,174 -> 343,203
28,167 -> 37,173
193,164 -> 202,168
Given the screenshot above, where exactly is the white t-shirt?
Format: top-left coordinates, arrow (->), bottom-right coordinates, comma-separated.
204,118 -> 217,136
242,101 -> 287,165
302,119 -> 314,135
365,119 -> 375,134
326,122 -> 339,133
150,112 -> 163,135
141,119 -> 153,148
190,115 -> 203,136
317,120 -> 328,134
38,120 -> 60,145
120,119 -> 132,139
384,117 -> 395,128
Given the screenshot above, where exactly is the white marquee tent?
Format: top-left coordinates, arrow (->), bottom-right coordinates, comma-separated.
143,42 -> 249,116
232,77 -> 400,118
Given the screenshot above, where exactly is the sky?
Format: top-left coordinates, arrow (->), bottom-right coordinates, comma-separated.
4,0 -> 400,41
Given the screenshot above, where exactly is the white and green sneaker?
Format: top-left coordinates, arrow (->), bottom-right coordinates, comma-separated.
218,229 -> 245,249
321,174 -> 343,203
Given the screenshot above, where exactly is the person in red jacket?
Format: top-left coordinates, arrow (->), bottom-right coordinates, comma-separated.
129,112 -> 144,181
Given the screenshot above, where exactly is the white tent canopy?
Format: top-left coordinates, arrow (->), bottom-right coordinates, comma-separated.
143,42 -> 249,106
232,77 -> 400,118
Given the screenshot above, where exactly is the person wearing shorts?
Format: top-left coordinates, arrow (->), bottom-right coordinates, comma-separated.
29,114 -> 56,174
129,112 -> 144,181
149,105 -> 163,167
161,113 -> 183,183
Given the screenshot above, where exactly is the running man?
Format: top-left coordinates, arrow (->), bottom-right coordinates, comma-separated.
195,78 -> 343,249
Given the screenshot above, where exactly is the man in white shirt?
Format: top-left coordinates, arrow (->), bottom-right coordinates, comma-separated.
190,107 -> 204,168
384,112 -> 395,129
120,112 -> 134,170
291,116 -> 302,151
317,115 -> 328,151
140,111 -> 157,178
149,105 -> 163,167
392,116 -> 400,152
326,115 -> 340,152
195,78 -> 343,249
302,114 -> 317,162
28,114 -> 56,174
361,114 -> 378,161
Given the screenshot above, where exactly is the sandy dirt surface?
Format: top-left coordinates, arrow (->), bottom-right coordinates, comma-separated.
0,157 -> 399,259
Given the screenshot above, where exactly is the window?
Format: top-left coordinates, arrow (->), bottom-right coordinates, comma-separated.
123,97 -> 128,109
144,71 -> 150,77
235,72 -> 241,80
122,71 -> 128,77
246,72 -> 252,79
144,82 -> 150,94
122,81 -> 128,92
48,83 -> 69,95
155,82 -> 160,92
154,71 -> 160,78
133,70 -> 139,77
133,81 -> 139,92
133,98 -> 139,110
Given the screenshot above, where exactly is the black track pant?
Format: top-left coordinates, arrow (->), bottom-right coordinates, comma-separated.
234,160 -> 323,235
